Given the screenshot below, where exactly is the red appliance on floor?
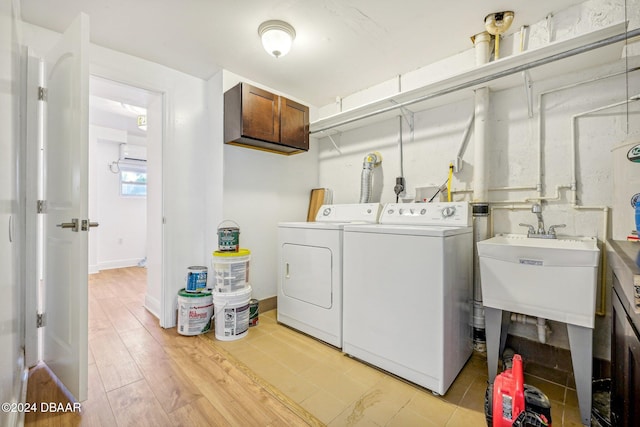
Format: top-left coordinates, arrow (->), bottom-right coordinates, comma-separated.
485,354 -> 553,427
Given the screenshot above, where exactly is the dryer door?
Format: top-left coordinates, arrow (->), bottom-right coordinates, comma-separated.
282,244 -> 332,308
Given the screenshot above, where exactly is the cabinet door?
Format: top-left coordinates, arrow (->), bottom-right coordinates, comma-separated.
242,84 -> 280,143
627,316 -> 640,425
280,97 -> 309,150
612,283 -> 640,427
612,287 -> 627,426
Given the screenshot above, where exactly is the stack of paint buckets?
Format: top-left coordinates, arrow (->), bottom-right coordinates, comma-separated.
176,266 -> 213,336
211,221 -> 257,341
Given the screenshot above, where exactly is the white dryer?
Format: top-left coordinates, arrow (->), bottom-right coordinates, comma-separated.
342,202 -> 473,395
277,203 -> 382,347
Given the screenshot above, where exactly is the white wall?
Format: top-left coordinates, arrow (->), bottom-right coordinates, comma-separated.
0,1 -> 24,426
144,89 -> 164,317
204,70 -> 225,291
222,71 -> 319,301
315,0 -> 640,360
90,127 -> 147,271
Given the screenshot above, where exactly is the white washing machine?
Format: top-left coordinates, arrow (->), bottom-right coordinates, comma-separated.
277,203 -> 382,348
342,201 -> 473,395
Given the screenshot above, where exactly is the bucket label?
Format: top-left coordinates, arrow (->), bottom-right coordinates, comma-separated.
178,300 -> 213,335
213,260 -> 250,291
218,227 -> 240,251
222,304 -> 250,336
631,193 -> 640,208
628,144 -> 640,163
214,301 -> 250,339
186,270 -> 207,292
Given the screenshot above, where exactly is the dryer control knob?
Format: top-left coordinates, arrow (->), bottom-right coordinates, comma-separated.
442,206 -> 456,217
323,208 -> 332,216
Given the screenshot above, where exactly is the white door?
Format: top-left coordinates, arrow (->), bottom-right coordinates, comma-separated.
42,13 -> 90,401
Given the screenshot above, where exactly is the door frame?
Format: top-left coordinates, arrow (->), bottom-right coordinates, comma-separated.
87,74 -> 165,320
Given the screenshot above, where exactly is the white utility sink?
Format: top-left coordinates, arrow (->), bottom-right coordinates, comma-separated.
477,233 -> 600,328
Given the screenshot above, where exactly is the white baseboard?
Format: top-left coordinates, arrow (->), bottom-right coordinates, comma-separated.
144,294 -> 161,320
97,259 -> 144,271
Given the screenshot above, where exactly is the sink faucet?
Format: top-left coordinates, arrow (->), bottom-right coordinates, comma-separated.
532,203 -> 545,234
519,203 -> 566,239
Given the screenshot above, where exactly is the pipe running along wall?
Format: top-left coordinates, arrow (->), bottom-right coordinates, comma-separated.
471,31 -> 492,351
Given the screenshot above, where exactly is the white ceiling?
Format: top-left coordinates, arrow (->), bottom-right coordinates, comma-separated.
21,0 -> 586,107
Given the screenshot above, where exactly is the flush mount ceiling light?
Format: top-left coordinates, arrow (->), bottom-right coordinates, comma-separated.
258,20 -> 296,58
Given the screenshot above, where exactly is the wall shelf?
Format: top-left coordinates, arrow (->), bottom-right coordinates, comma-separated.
310,23 -> 631,136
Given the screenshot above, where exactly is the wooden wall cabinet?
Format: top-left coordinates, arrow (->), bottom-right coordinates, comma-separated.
224,83 -> 309,155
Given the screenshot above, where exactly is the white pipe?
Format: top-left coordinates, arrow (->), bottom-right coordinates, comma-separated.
451,185 -> 538,195
524,185 -> 572,203
474,32 -> 491,66
536,68 -> 636,196
474,87 -> 489,203
473,33 -> 490,202
570,98 -> 633,204
471,31 -> 492,350
537,317 -> 548,344
510,313 -> 549,344
572,205 -> 609,316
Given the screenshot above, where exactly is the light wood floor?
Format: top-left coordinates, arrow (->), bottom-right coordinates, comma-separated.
25,267 -> 320,427
25,267 -> 584,426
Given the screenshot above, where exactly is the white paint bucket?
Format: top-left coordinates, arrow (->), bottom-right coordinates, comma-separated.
213,286 -> 252,341
177,289 -> 213,336
211,249 -> 251,292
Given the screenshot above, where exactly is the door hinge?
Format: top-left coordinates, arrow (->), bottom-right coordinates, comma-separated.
37,200 -> 47,214
36,313 -> 44,328
38,86 -> 47,101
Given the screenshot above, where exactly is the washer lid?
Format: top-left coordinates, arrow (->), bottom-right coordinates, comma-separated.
343,223 -> 472,237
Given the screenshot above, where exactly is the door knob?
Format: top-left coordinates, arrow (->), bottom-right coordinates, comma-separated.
81,219 -> 100,231
57,218 -> 79,232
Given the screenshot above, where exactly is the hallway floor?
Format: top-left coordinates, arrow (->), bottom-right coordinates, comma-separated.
26,267 -> 585,426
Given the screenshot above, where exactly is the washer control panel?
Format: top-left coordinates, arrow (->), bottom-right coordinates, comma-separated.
379,202 -> 471,226
316,203 -> 382,223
